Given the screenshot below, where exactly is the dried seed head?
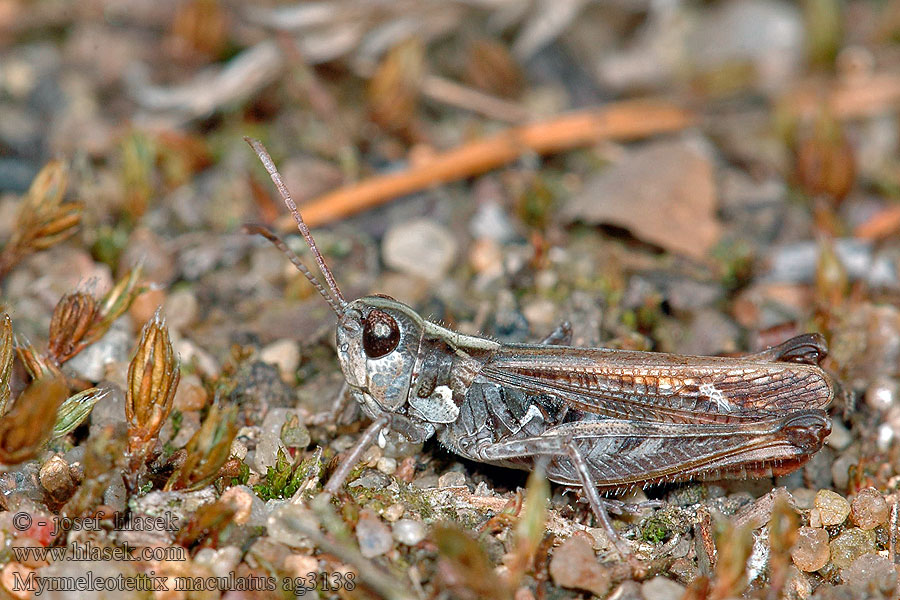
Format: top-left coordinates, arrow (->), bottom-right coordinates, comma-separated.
15,338 -> 63,381
48,292 -> 99,364
95,265 -> 143,329
0,314 -> 13,415
39,455 -> 77,503
46,266 -> 144,366
126,311 -> 180,450
368,37 -> 425,135
0,375 -> 67,464
53,387 -> 110,439
0,161 -> 83,279
165,403 -> 238,492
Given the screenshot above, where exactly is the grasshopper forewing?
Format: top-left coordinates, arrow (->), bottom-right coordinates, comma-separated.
245,138 -> 834,557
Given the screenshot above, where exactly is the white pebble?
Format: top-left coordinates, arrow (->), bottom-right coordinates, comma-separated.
392,519 -> 426,545
376,457 -> 397,475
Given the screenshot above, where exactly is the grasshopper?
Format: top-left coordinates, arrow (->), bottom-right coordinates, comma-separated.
245,138 -> 834,556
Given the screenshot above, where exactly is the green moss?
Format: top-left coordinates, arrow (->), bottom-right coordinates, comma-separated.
640,515 -> 673,544
253,447 -> 322,501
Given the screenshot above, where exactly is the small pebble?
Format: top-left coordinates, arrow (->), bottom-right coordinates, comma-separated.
549,536 -> 611,597
831,451 -> 858,492
283,554 -> 319,577
253,431 -> 286,473
376,457 -> 397,475
791,527 -> 830,572
219,485 -> 256,525
259,339 -> 301,382
842,552 -> 898,592
850,488 -> 889,530
382,218 -> 458,282
349,469 -> 392,490
356,509 -> 393,558
809,508 -> 822,529
438,471 -> 466,488
230,439 -> 248,461
815,489 -> 850,526
392,519 -> 426,545
194,546 -> 242,578
1,563 -> 34,600
468,238 -> 504,277
361,444 -> 383,466
865,377 -> 898,411
606,580 -> 642,600
513,587 -> 536,600
786,566 -> 812,599
65,321 -> 132,382
641,576 -> 686,600
825,418 -> 852,451
162,287 -> 199,332
829,528 -> 876,569
128,288 -> 167,328
173,373 -> 208,412
10,537 -> 47,568
383,503 -> 405,522
261,409 -> 310,450
521,299 -> 557,331
412,474 -> 439,489
792,488 -> 816,510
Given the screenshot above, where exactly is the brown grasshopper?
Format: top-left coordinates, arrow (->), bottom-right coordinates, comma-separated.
245,138 -> 834,556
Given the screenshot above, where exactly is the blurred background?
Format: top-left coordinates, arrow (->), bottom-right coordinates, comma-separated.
1,1 -> 900,598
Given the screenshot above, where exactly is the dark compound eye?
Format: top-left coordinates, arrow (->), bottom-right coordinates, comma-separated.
362,310 -> 400,358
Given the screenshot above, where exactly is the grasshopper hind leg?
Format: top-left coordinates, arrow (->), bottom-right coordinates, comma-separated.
749,333 -> 828,365
566,444 -> 635,558
475,436 -> 635,559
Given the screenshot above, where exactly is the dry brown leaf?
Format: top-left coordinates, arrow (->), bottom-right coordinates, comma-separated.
562,139 -> 721,260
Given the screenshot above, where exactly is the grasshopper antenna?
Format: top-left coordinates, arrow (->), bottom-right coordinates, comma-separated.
242,224 -> 344,315
244,137 -> 347,311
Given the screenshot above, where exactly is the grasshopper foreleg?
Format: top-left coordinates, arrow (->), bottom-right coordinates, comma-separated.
322,413 -> 390,496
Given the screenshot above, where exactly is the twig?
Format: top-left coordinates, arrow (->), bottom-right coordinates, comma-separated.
421,74 -> 529,123
274,99 -> 693,228
787,72 -> 900,120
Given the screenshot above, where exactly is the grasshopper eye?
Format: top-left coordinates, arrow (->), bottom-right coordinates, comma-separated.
362,310 -> 400,358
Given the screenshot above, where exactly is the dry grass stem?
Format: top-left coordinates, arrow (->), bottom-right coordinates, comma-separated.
0,161 -> 82,280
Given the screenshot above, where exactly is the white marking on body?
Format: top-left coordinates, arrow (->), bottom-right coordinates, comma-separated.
700,382 -> 732,411
518,404 -> 543,429
409,385 -> 459,423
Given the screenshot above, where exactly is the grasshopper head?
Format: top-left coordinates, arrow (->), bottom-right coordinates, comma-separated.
336,295 -> 425,417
